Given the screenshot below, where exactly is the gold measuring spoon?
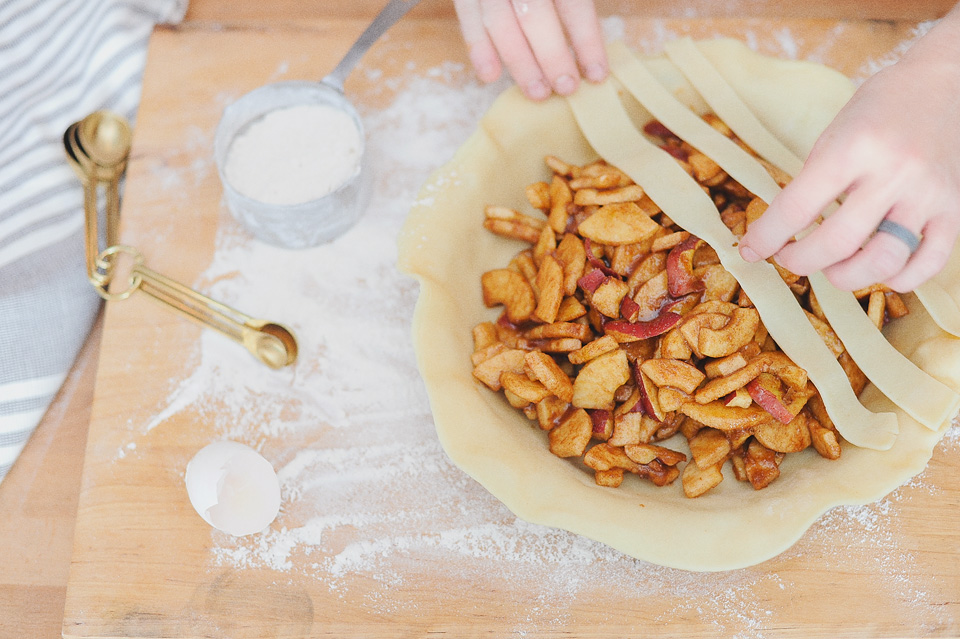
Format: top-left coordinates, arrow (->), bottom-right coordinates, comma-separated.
97,246 -> 298,369
63,115 -> 299,369
63,122 -> 106,283
72,111 -> 129,248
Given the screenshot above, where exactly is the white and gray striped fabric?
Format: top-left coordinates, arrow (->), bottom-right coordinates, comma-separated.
0,0 -> 187,484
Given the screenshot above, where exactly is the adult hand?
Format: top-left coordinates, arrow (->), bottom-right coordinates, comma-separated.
452,0 -> 608,100
739,6 -> 960,293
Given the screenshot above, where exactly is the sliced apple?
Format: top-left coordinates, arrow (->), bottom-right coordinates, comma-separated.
666,236 -> 705,297
634,363 -> 666,422
743,439 -> 781,490
577,201 -> 661,246
688,427 -> 732,470
723,387 -> 753,408
624,443 -> 687,467
746,372 -> 795,425
681,458 -> 724,498
571,349 -> 631,410
620,296 -> 641,322
582,442 -> 641,473
548,408 -> 592,458
481,269 -> 536,324
678,400 -> 772,431
698,306 -> 760,358
603,312 -> 682,343
591,277 -> 631,319
640,358 -> 705,395
577,268 -> 607,294
524,351 -> 574,403
555,232 -> 586,295
754,411 -> 812,453
632,270 -> 671,320
589,409 -> 614,441
471,349 -> 528,391
535,395 -> 570,431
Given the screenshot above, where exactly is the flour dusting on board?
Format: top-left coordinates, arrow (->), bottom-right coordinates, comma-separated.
139,25 -> 956,636
854,20 -> 938,81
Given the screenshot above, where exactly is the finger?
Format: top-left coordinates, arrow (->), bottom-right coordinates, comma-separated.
480,0 -> 552,100
772,176 -> 900,276
885,213 -> 960,292
819,213 -> 921,291
512,0 -> 582,95
739,147 -> 859,262
556,0 -> 608,82
452,0 -> 503,83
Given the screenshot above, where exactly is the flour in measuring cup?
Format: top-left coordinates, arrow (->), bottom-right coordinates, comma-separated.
223,103 -> 362,206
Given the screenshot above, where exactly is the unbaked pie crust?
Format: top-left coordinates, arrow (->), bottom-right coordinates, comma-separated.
398,39 -> 960,571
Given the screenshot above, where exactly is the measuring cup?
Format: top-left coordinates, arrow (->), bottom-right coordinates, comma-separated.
214,0 -> 421,248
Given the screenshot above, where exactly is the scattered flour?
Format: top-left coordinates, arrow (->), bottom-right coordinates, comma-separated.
855,20 -> 939,81
132,24 -> 957,636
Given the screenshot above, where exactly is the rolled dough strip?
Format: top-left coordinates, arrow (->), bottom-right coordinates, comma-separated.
915,280 -> 960,336
565,79 -> 898,450
663,37 -> 960,340
607,42 -> 960,431
662,38 -> 804,177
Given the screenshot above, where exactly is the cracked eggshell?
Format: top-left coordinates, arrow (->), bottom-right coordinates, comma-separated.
185,440 -> 281,536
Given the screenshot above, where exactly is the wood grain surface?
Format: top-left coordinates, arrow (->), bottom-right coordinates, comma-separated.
0,2 -> 957,639
55,12 -> 960,639
183,0 -> 956,22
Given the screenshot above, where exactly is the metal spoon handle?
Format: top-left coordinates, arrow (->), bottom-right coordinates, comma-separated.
134,263 -> 298,369
134,263 -> 250,343
94,245 -> 297,368
105,174 -> 122,248
82,179 -> 101,282
322,0 -> 422,93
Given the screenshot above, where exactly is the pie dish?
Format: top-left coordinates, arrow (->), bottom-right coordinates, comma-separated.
397,38 -> 960,571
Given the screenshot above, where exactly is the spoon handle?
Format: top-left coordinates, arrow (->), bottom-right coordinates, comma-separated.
322,0 -> 422,93
82,180 -> 101,282
134,262 -> 298,369
94,245 -> 297,369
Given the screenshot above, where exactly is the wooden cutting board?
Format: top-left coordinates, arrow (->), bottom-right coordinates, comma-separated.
62,14 -> 960,639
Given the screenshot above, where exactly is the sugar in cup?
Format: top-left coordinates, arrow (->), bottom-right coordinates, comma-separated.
214,82 -> 369,248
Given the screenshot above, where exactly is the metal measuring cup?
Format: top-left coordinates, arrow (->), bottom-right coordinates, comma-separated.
214,0 -> 421,248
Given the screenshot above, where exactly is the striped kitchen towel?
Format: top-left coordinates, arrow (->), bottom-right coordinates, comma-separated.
0,0 -> 188,484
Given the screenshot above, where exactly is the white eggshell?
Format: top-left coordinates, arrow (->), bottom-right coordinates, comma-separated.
185,440 -> 281,536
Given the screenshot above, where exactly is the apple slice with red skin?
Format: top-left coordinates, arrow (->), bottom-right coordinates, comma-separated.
619,387 -> 646,415
660,144 -> 690,162
620,296 -> 641,322
662,293 -> 701,316
666,236 -> 706,298
583,238 -> 618,276
633,362 -> 666,422
577,268 -> 607,294
723,387 -> 753,408
589,409 -> 614,440
643,120 -> 678,140
746,373 -> 795,425
604,312 -> 682,342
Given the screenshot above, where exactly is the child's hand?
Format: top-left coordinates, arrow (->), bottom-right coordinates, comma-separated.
739,7 -> 960,293
452,0 -> 607,100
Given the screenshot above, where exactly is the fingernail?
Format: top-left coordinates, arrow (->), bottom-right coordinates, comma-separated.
554,74 -> 577,95
739,244 -> 761,262
585,63 -> 608,83
525,79 -> 551,100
